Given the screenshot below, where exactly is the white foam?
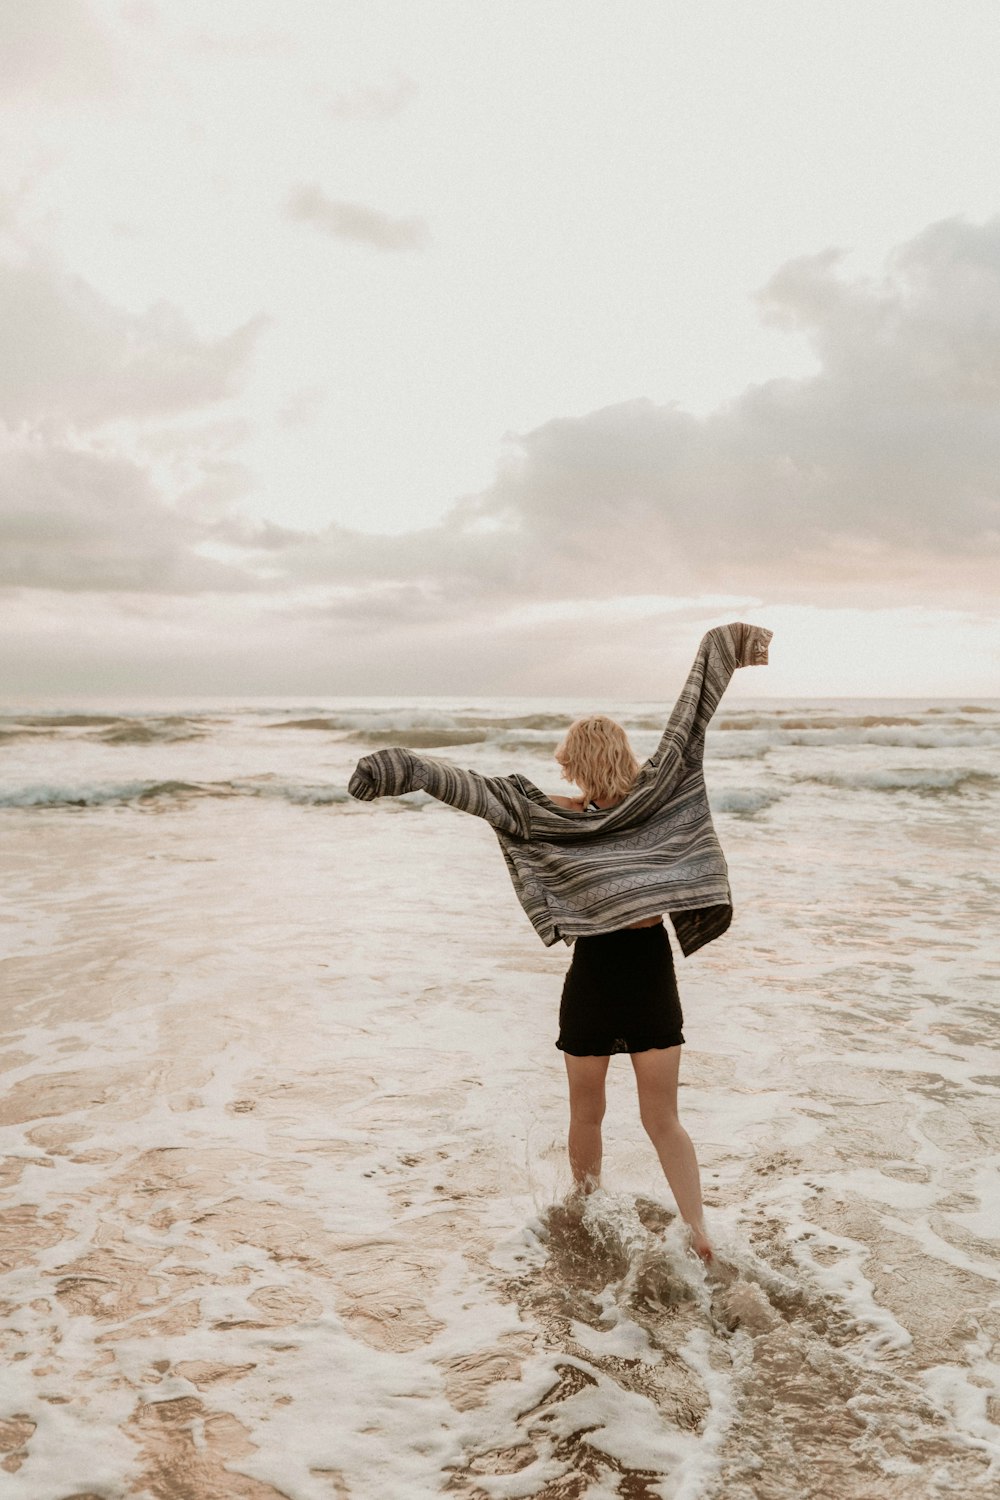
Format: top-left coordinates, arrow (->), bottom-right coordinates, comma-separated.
3,689 -> 1000,1494
674,1325 -> 751,1500
709,786 -> 785,815
570,1303 -> 663,1363
752,1186 -> 914,1356
919,1321 -> 1000,1477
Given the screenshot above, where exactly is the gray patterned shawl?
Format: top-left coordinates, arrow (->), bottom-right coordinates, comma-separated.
348,621 -> 773,956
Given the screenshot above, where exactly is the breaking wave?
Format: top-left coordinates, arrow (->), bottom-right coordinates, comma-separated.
802,767 -> 1000,797
5,703 -> 996,757
4,765 -> 994,812
714,715 -> 1000,749
258,707 -> 1000,754
8,713 -> 123,727
0,727 -> 61,743
0,713 -> 211,743
93,718 -> 210,744
0,777 -> 357,810
341,727 -> 490,749
1,777 -> 789,818
717,713 -> 929,730
266,711 -> 582,736
710,787 -> 786,816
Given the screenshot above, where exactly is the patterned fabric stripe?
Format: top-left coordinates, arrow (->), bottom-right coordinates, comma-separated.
347,621 -> 773,955
347,743 -> 529,835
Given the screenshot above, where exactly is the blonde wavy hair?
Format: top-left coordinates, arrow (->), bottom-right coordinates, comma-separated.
554,714 -> 641,804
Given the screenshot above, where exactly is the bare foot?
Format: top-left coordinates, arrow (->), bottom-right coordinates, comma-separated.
567,1174 -> 600,1200
686,1224 -> 714,1264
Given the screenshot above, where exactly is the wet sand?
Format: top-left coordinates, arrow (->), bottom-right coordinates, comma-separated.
1,788 -> 998,1497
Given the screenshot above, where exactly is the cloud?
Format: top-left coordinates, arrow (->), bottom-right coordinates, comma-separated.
251,212 -> 1000,621
7,211 -> 999,642
327,72 -> 419,121
466,213 -> 1000,576
285,183 -> 429,251
0,253 -> 267,429
0,237 -> 276,596
0,0 -> 118,99
0,442 -> 275,594
754,217 -> 1000,402
206,510 -> 306,553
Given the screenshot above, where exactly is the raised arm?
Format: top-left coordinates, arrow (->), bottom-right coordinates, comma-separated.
642,621 -> 773,791
348,746 -> 530,837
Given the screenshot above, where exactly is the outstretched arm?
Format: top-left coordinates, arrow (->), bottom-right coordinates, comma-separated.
643,621 -> 773,791
348,746 -> 530,837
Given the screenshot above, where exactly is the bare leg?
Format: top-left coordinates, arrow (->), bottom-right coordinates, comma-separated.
562,1053 -> 610,1193
630,1046 -> 713,1262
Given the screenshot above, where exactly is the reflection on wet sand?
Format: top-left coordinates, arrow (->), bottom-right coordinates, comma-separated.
2,794 -> 998,1496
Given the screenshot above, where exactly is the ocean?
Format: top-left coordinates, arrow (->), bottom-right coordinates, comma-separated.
1,692 -> 998,1498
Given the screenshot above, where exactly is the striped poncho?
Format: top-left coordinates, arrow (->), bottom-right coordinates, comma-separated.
348,620 -> 773,956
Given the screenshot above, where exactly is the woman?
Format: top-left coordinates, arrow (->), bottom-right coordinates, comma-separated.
349,622 -> 774,1266
548,713 -> 713,1265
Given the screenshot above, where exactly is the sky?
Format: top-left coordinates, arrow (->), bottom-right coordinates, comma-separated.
2,0 -> 999,699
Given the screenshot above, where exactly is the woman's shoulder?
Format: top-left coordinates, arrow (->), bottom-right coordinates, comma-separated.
548,793 -> 587,810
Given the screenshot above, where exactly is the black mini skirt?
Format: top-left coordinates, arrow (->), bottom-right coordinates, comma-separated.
556,921 -> 685,1057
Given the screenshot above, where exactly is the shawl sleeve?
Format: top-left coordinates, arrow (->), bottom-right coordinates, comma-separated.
348,746 -> 530,838
643,621 -> 773,791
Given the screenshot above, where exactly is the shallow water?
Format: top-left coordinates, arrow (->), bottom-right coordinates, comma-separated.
1,694 -> 998,1496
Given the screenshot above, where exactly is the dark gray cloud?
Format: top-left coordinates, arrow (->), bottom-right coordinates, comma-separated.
285,184 -> 429,251
0,254 -> 267,428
